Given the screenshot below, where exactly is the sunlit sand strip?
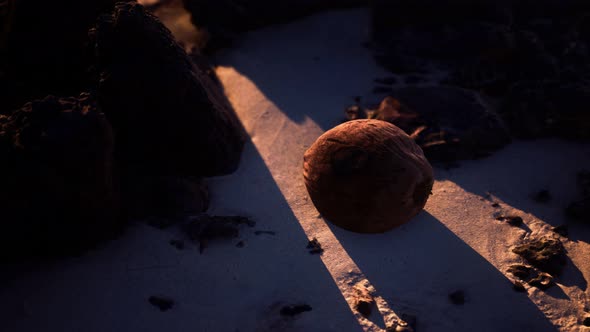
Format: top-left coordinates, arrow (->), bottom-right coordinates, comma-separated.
216,66 -> 401,331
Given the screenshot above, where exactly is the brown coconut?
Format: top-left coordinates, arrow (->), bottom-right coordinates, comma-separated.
303,119 -> 433,233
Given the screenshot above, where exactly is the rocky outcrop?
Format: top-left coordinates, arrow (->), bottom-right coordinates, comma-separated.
365,87 -> 511,163
92,2 -> 246,177
0,94 -> 119,260
0,0 -> 116,114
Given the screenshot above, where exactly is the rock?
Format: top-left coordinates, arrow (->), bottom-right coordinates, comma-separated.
366,87 -> 511,163
148,295 -> 175,311
303,120 -> 434,233
496,215 -> 524,226
448,290 -> 465,305
0,0 -> 116,114
512,238 -> 567,275
92,2 -> 246,177
279,304 -> 312,317
513,281 -> 527,292
500,80 -> 590,140
0,94 -> 119,260
552,225 -> 569,237
352,284 -> 375,318
507,264 -> 554,290
306,238 -> 323,255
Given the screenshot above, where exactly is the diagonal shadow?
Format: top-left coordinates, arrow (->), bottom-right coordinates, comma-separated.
327,211 -> 558,332
0,142 -> 363,332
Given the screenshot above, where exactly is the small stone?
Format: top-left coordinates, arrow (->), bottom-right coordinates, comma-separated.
345,105 -> 363,121
513,281 -> 526,292
528,272 -> 554,290
352,284 -> 375,318
507,264 -> 533,279
532,190 -> 552,203
491,202 -> 501,208
496,215 -> 523,226
448,290 -> 465,305
148,296 -> 174,311
307,238 -> 323,254
279,304 -> 312,316
552,225 -> 568,237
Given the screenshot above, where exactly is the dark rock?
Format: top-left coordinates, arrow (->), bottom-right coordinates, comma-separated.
496,215 -> 524,226
513,281 -> 527,292
366,87 -> 510,163
148,295 -> 175,311
306,238 -> 323,254
491,202 -> 501,208
400,314 -> 417,331
92,2 -> 246,177
512,238 -> 566,275
448,290 -> 465,305
552,225 -> 569,237
279,304 -> 312,317
507,264 -> 556,290
528,272 -> 554,290
344,104 -> 364,121
500,80 -> 590,140
0,94 -> 119,260
0,0 -> 116,114
352,285 -> 375,318
507,264 -> 533,280
532,189 -> 552,203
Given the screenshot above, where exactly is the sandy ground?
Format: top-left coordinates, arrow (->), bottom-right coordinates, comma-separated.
2,8 -> 590,332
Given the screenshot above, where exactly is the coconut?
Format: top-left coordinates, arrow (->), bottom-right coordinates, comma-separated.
303,119 -> 433,233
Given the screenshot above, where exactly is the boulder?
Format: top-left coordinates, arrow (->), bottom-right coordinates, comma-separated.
303,120 -> 433,233
0,94 -> 119,260
92,2 -> 246,177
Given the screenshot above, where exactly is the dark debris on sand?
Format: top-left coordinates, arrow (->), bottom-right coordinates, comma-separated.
507,264 -> 554,290
279,304 -> 312,317
148,295 -> 175,311
512,237 -> 567,276
306,238 -> 324,254
184,215 -> 255,253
